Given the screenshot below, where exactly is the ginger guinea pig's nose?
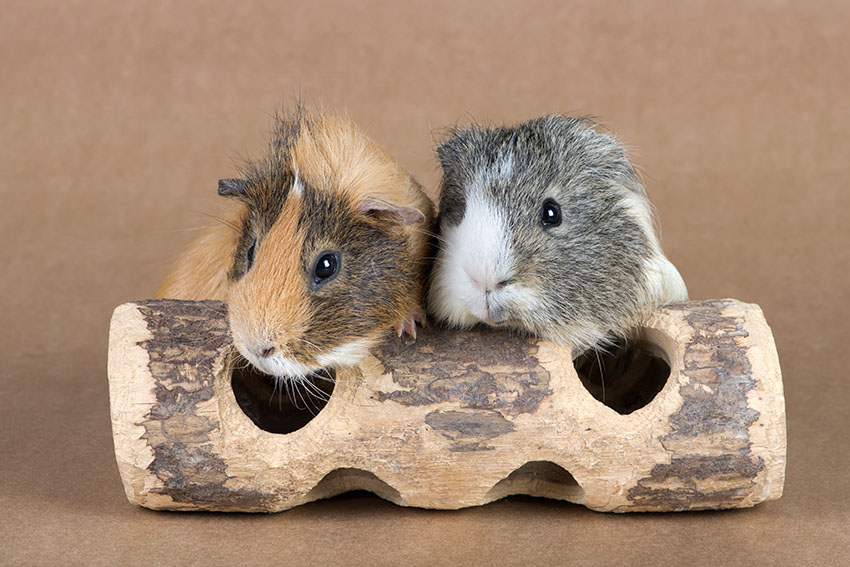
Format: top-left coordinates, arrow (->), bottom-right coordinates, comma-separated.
241,339 -> 276,362
259,346 -> 276,358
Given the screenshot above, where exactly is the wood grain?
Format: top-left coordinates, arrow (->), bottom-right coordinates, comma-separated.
107,299 -> 785,512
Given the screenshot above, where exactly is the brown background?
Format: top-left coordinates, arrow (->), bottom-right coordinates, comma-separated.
2,0 -> 848,565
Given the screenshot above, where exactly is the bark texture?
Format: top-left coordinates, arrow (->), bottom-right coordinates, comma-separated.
107,298 -> 785,513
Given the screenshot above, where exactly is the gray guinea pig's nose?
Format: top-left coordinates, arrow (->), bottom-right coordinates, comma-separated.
485,296 -> 508,324
487,310 -> 507,324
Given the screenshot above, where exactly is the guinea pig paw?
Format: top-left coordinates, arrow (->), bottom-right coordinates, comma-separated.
414,312 -> 427,328
395,315 -> 420,340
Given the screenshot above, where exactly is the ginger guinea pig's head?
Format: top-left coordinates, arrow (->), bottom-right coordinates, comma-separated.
221,109 -> 427,381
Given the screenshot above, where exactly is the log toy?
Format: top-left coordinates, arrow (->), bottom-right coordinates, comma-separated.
107,298 -> 785,513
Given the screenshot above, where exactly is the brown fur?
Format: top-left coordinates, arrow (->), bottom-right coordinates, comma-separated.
226,195 -> 311,360
155,205 -> 243,300
157,107 -> 435,377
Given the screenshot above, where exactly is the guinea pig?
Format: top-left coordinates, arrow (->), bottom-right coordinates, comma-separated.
427,115 -> 687,353
157,106 -> 435,385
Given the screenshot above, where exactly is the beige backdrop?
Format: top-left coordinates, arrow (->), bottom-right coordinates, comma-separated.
2,1 -> 848,565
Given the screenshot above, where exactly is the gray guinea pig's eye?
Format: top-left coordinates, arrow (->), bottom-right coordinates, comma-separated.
312,251 -> 341,287
541,198 -> 562,228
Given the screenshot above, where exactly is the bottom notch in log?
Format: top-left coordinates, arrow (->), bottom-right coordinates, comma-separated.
107,299 -> 786,513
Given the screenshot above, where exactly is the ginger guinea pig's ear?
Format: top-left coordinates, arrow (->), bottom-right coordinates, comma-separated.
217,178 -> 247,197
359,197 -> 425,226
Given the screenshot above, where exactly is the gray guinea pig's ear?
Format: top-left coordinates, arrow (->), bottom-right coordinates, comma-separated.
436,127 -> 481,182
217,178 -> 247,197
359,197 -> 425,226
435,133 -> 463,170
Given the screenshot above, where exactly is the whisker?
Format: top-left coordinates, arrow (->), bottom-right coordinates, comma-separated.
595,348 -> 606,404
310,372 -> 337,384
294,380 -> 315,413
294,337 -> 320,350
195,211 -> 243,234
409,227 -> 449,244
301,378 -> 331,401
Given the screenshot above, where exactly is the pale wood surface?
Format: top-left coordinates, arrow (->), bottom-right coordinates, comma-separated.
107,299 -> 785,513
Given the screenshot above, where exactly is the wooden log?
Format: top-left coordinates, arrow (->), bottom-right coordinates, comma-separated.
107,299 -> 785,513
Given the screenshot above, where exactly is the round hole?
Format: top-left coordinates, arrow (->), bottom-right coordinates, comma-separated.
306,468 -> 402,505
231,364 -> 335,434
572,336 -> 670,414
486,461 -> 585,503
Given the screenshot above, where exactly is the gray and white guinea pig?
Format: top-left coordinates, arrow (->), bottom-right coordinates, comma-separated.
427,115 -> 687,352
157,107 -> 435,384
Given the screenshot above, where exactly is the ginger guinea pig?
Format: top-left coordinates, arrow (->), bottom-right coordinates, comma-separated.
427,115 -> 687,352
157,107 -> 435,383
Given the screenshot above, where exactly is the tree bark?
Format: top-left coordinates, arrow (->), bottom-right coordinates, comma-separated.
107,298 -> 785,513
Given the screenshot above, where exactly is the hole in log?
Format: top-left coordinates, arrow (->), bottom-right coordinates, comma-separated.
486,461 -> 585,503
572,335 -> 670,414
306,468 -> 402,505
231,364 -> 335,434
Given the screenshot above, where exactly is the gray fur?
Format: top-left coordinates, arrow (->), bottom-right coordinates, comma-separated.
431,115 -> 676,351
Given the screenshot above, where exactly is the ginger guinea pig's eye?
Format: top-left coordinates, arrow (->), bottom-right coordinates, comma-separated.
541,198 -> 562,228
245,238 -> 257,271
311,251 -> 341,288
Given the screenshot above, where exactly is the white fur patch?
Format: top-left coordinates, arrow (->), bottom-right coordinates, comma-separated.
644,254 -> 689,304
495,151 -> 514,179
292,164 -> 304,196
618,191 -> 656,242
429,187 -> 515,326
234,334 -> 373,381
254,354 -> 316,380
617,189 -> 688,305
316,338 -> 373,368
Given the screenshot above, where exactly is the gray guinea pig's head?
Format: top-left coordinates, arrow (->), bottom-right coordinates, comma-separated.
428,115 -> 687,351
